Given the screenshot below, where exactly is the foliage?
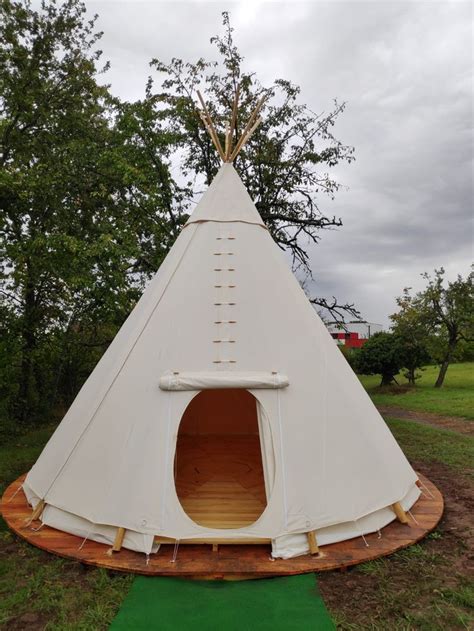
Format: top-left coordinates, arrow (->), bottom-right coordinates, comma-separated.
391,288 -> 432,385
337,342 -> 357,368
150,11 -> 358,319
0,4 -> 358,429
394,268 -> 473,389
0,0 -> 185,426
353,332 -> 405,386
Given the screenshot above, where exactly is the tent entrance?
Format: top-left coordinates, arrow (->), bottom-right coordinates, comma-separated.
175,389 -> 268,529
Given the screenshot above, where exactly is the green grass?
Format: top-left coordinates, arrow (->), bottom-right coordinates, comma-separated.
0,547 -> 132,630
387,417 -> 474,477
0,425 -> 55,497
329,553 -> 473,631
358,362 -> 474,419
328,533 -> 474,630
0,427 -> 132,630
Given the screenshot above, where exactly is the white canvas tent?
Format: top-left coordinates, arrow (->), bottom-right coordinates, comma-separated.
22,162 -> 420,559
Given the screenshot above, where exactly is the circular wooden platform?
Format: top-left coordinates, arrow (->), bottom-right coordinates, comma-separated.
1,474 -> 443,580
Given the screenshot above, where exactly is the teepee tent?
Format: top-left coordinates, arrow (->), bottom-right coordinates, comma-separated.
22,92 -> 420,560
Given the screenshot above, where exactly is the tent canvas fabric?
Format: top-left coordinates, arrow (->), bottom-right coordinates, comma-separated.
23,164 -> 420,558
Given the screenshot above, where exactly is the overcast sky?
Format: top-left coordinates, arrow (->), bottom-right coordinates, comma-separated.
85,0 -> 472,327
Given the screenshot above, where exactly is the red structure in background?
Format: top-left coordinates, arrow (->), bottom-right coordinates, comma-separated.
327,321 -> 383,349
330,331 -> 365,349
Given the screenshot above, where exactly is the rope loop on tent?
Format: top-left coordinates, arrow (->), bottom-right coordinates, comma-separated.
79,529 -> 93,550
353,520 -> 370,547
171,539 -> 180,563
418,480 -> 435,499
7,483 -> 23,503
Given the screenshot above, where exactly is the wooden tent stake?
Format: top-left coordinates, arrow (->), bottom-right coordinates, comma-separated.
27,499 -> 45,524
391,502 -> 409,524
112,527 -> 126,552
307,530 -> 319,555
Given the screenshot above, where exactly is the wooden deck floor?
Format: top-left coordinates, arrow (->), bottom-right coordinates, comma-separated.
1,472 -> 443,580
175,435 -> 266,529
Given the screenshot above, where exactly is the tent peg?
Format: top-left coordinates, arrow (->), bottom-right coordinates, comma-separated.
26,499 -> 45,525
111,527 -> 126,553
391,502 -> 409,524
307,530 -> 319,555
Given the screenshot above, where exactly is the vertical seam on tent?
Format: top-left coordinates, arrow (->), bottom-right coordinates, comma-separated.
160,391 -> 173,530
41,224 -> 200,500
321,326 -> 328,522
276,381 -> 288,530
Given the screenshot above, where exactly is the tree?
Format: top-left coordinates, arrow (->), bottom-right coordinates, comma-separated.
0,3 -> 358,427
0,0 -> 183,423
391,288 -> 431,385
412,268 -> 473,388
149,11 -> 358,319
353,332 -> 404,386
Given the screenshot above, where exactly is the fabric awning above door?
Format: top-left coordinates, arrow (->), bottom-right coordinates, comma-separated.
159,371 -> 289,391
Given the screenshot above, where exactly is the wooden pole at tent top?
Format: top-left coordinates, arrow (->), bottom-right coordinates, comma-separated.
196,84 -> 268,163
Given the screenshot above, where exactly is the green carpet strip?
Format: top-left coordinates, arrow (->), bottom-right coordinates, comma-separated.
110,573 -> 335,630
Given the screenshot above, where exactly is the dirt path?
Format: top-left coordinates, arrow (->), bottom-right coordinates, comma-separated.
377,405 -> 474,436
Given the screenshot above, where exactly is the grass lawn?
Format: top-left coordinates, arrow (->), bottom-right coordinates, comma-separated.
358,362 -> 474,420
0,427 -> 132,630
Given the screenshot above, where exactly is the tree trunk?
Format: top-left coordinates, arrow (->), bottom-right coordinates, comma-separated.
17,262 -> 38,423
434,338 -> 457,388
380,373 -> 393,386
407,367 -> 416,386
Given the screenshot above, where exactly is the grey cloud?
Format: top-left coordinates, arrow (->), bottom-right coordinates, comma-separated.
41,1 -> 474,325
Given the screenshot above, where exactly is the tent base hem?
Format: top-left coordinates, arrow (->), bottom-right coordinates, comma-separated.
2,472 -> 443,580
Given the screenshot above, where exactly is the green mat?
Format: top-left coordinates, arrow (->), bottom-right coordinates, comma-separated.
110,574 -> 335,630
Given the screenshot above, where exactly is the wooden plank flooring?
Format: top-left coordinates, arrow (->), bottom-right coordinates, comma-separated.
1,471 -> 443,580
175,435 -> 266,529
